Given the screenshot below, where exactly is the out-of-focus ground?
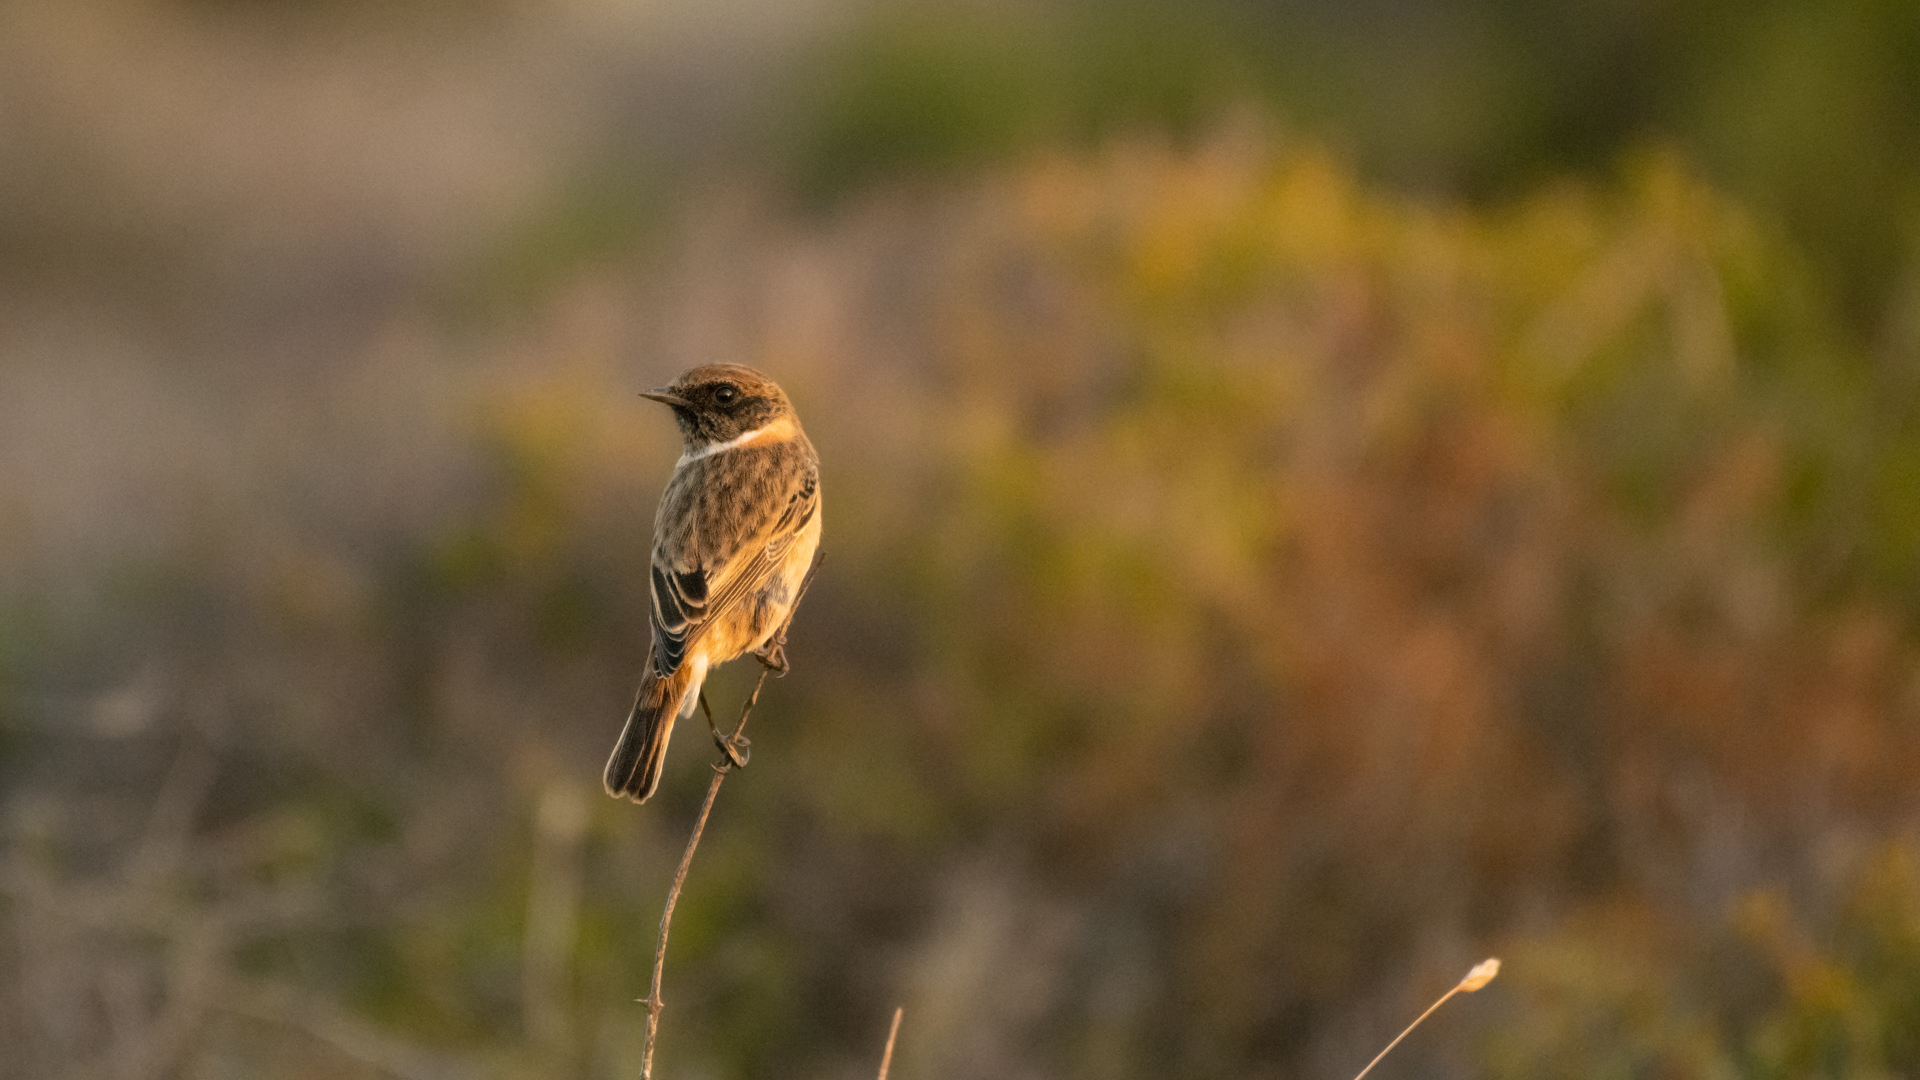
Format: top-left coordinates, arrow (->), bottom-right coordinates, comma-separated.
5,1 -> 1920,1078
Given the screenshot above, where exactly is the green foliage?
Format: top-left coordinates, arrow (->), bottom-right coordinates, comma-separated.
1491,850 -> 1920,1080
781,0 -> 1920,340
784,4 -> 1250,200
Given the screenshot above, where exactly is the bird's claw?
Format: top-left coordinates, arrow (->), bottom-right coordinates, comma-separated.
753,641 -> 790,676
712,729 -> 751,769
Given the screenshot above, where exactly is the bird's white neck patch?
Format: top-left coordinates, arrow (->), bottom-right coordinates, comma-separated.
677,417 -> 793,467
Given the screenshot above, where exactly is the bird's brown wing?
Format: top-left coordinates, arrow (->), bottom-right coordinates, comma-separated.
648,441 -> 818,675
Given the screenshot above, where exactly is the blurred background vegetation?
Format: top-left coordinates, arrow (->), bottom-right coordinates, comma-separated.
5,0 -> 1920,1078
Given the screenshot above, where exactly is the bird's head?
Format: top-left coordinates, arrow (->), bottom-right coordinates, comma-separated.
641,364 -> 796,448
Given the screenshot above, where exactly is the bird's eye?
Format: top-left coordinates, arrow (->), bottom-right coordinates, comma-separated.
713,384 -> 739,405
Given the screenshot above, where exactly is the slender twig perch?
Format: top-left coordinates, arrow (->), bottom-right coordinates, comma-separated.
637,553 -> 823,1080
637,674 -> 766,1080
638,747 -> 731,1080
875,1007 -> 903,1080
1350,958 -> 1499,1080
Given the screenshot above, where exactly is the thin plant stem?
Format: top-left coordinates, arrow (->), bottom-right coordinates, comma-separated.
1350,959 -> 1499,1080
638,672 -> 766,1080
636,551 -> 824,1080
1350,986 -> 1459,1080
876,1007 -> 903,1080
639,763 -> 723,1080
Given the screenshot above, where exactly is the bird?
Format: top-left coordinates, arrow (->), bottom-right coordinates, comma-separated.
604,364 -> 822,803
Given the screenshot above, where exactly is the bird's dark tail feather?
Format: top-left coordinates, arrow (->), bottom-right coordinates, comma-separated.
604,670 -> 685,803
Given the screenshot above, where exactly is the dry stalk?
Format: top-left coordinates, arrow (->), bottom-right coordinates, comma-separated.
637,671 -> 765,1080
875,1007 -> 903,1080
1350,958 -> 1499,1080
636,552 -> 822,1080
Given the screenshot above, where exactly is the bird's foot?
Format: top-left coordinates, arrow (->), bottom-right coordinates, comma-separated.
752,640 -> 790,676
699,691 -> 752,769
712,729 -> 751,769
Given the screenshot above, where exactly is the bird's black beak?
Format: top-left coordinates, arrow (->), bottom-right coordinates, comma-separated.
639,387 -> 691,409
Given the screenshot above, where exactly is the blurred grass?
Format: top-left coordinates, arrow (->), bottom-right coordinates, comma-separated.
16,130 -> 1920,1077
6,1 -> 1920,1077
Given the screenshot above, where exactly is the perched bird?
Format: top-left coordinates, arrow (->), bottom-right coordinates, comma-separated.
604,364 -> 822,803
